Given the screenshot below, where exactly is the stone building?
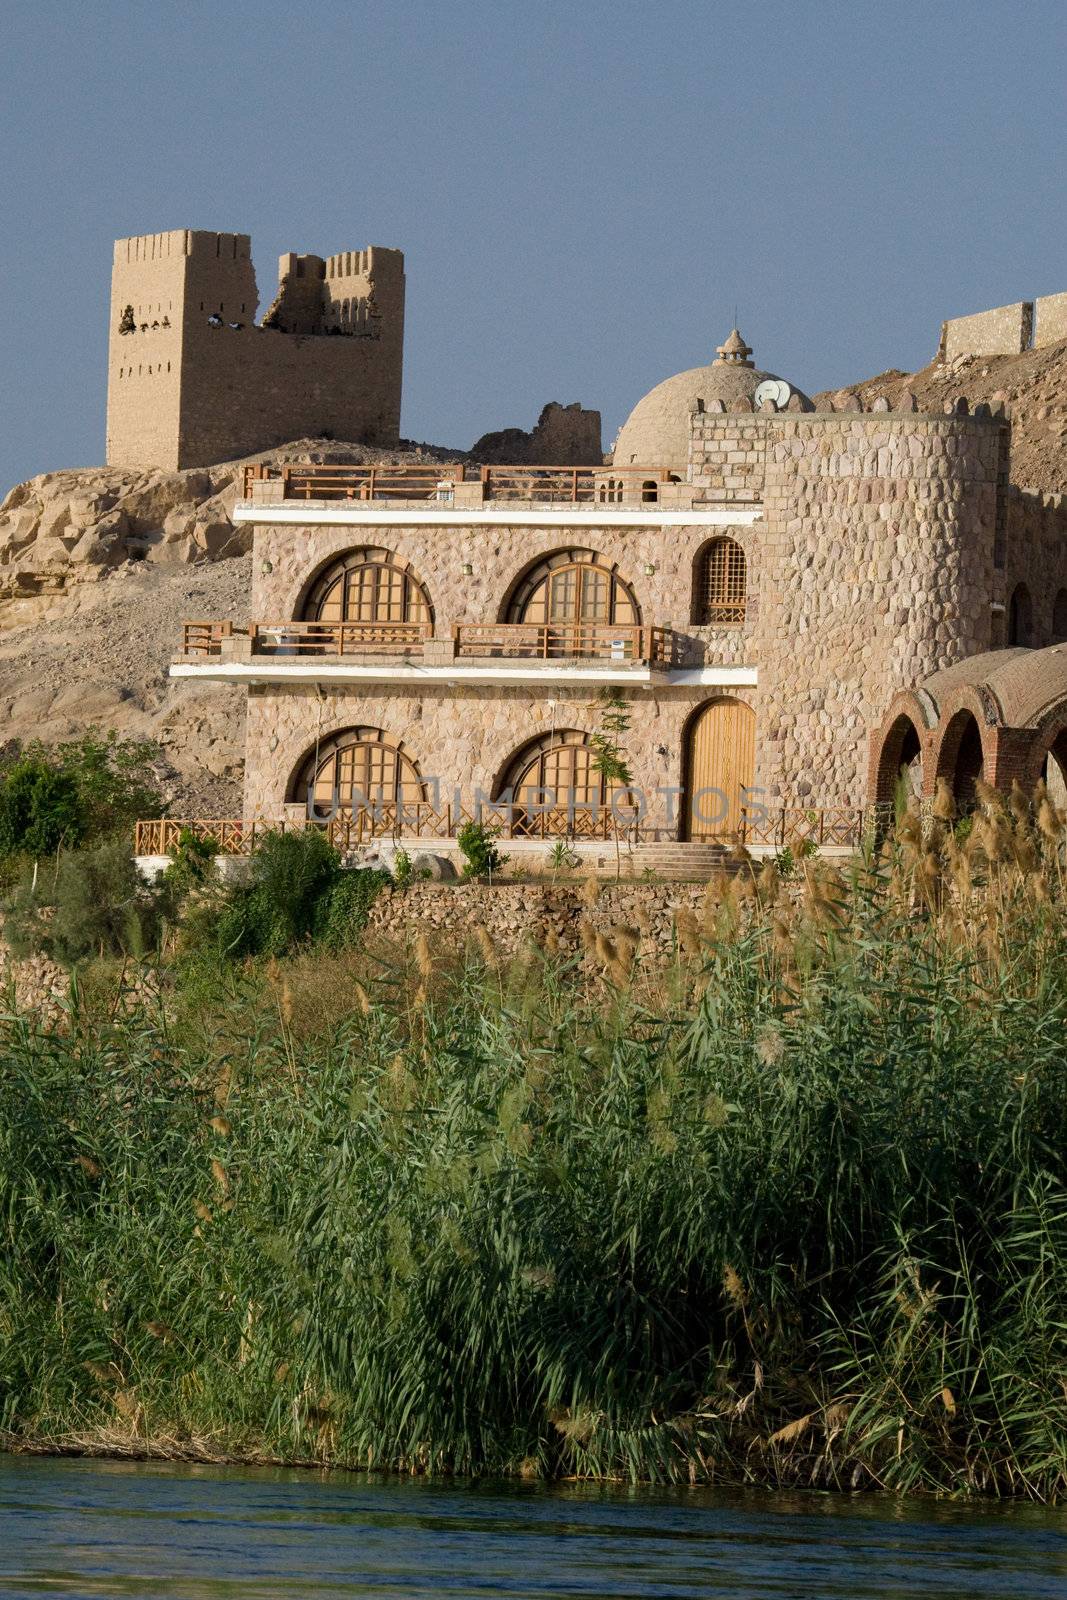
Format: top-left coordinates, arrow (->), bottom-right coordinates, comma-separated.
106,230 -> 405,470
154,322 -> 1067,865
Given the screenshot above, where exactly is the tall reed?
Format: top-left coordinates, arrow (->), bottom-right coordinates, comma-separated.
0,796 -> 1064,1497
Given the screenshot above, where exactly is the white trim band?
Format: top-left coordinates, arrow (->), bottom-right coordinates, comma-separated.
234,503 -> 763,530
169,661 -> 758,690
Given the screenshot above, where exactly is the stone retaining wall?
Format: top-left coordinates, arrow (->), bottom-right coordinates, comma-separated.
365,878 -> 714,956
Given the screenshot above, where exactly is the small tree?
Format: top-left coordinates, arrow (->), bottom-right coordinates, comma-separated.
589,688 -> 634,881
0,758 -> 83,858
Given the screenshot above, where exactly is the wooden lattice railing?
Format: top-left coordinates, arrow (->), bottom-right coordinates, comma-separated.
240,462 -> 680,504
452,623 -> 679,665
242,462 -> 465,499
177,620 -> 679,665
136,805 -> 888,858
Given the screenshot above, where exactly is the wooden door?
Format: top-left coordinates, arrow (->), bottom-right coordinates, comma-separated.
684,699 -> 755,839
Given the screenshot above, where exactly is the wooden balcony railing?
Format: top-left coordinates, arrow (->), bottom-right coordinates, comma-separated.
180,620 -> 237,657
177,620 -> 678,665
250,620 -> 433,655
240,462 -> 681,504
242,462 -> 464,500
478,466 -> 678,504
136,805 -> 886,858
453,622 -> 679,666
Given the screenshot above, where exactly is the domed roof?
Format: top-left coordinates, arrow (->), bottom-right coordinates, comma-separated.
918,646 -> 1067,730
611,327 -> 812,471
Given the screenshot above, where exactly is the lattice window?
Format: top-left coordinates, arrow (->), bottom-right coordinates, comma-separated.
695,537 -> 746,626
291,727 -> 426,820
302,548 -> 433,626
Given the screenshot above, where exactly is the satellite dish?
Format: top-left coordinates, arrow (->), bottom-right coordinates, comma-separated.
754,378 -> 792,411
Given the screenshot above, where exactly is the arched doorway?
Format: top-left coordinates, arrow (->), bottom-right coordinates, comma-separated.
300,548 -> 433,626
938,710 -> 984,810
289,728 -> 426,822
494,729 -> 634,836
874,714 -> 923,807
1053,590 -> 1067,644
681,698 -> 755,840
503,549 -> 639,657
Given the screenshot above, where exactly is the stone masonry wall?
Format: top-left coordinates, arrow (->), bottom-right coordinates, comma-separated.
249,516 -> 759,662
365,878 -> 715,958
1034,292 -> 1067,351
106,231 -> 404,471
753,413 -> 1004,803
243,678 -> 746,828
941,301 -> 1033,362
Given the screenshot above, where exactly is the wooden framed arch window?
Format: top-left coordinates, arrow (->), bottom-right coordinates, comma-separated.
694,537 -> 746,626
495,729 -> 636,834
290,727 -> 426,820
301,548 -> 433,626
505,549 -> 639,627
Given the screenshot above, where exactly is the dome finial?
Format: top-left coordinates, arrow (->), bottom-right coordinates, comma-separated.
715,327 -> 753,367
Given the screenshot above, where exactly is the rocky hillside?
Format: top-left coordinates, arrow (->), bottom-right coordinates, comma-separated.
0,441 -> 466,817
815,336 -> 1067,495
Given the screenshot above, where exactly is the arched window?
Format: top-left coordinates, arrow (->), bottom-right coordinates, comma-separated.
641,479 -> 658,503
597,478 -> 623,503
694,537 -> 746,626
289,728 -> 426,821
300,548 -> 433,626
1053,589 -> 1067,643
1009,583 -> 1033,647
495,729 -> 634,835
504,549 -> 639,627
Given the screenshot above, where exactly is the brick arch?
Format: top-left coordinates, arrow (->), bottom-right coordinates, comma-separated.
1022,703 -> 1067,792
871,711 -> 925,807
934,707 -> 988,808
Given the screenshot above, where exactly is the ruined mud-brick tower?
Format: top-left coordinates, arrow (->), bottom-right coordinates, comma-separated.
106,230 -> 405,471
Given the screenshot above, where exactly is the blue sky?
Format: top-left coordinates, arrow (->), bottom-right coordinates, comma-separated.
2,0 -> 1066,490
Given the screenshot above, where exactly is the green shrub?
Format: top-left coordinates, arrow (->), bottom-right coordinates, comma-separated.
314,867 -> 391,951
0,732 -> 165,860
4,841 -> 163,964
457,819 -> 507,879
210,829 -> 343,961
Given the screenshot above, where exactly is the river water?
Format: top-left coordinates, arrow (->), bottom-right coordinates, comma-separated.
0,1455 -> 1064,1598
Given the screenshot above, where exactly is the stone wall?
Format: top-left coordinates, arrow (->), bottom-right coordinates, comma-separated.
1000,489 -> 1067,646
243,678 -> 741,828
106,231 -> 405,471
752,412 -> 1005,804
249,515 -> 756,647
1034,292 -> 1067,351
941,301 -> 1033,362
365,877 -> 715,957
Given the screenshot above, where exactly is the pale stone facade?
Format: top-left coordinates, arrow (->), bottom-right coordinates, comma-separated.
168,326 -> 1067,845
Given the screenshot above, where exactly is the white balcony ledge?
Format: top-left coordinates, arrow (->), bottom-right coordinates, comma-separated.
169,660 -> 758,690
233,502 -> 763,530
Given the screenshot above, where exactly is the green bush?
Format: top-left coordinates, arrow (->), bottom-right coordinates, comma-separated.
4,842 -> 163,964
457,819 -> 507,879
211,829 -> 343,961
0,732 -> 164,860
314,867 -> 391,951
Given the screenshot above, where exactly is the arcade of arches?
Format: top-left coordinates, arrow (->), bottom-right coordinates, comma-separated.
870,645 -> 1067,812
